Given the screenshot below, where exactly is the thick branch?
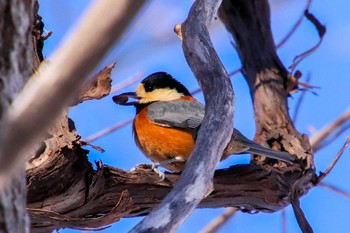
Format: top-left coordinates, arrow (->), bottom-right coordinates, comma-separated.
27,157 -> 315,232
219,0 -> 312,167
129,0 -> 234,232
0,0 -> 34,232
0,1 -> 145,189
25,1 -> 322,232
219,0 -> 315,232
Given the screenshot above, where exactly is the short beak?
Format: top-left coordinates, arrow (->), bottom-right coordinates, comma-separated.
112,92 -> 140,106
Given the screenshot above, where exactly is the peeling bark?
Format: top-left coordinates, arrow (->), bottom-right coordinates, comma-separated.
27,157 -> 316,232
219,0 -> 313,167
219,0 -> 315,231
24,1 -> 320,232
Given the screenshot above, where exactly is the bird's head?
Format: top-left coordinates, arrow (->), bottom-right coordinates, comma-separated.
113,72 -> 191,106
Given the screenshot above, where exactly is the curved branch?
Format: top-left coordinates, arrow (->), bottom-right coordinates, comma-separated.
0,1 -> 145,189
129,0 -> 234,232
28,158 -> 315,232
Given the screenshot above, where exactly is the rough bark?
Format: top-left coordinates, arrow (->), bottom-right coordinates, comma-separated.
0,0 -> 146,188
0,0 -> 34,232
24,0 -> 319,233
28,159 -> 316,232
129,0 -> 234,232
219,0 -> 313,167
219,0 -> 315,231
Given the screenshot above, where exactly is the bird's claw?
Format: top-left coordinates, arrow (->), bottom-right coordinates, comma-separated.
130,163 -> 165,181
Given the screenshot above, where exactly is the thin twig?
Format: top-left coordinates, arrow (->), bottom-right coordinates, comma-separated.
316,137 -> 350,184
315,124 -> 350,152
292,74 -> 311,123
310,108 -> 350,151
228,67 -> 242,77
276,0 -> 312,49
289,9 -> 326,77
291,195 -> 314,233
318,182 -> 350,200
111,72 -> 143,94
84,118 -> 134,143
192,67 -> 241,96
199,208 -> 237,233
282,209 -> 287,233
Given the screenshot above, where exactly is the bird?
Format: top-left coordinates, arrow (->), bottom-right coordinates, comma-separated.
113,72 -> 296,172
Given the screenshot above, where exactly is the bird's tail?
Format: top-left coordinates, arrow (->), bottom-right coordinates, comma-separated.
223,129 -> 296,163
245,145 -> 295,163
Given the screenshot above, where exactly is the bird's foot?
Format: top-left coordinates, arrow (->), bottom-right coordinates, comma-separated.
130,157 -> 186,181
157,156 -> 186,166
131,163 -> 166,181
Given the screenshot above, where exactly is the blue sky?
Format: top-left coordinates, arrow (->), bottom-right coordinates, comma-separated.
39,1 -> 350,232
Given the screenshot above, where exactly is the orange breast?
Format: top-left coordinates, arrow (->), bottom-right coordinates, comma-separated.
133,104 -> 195,172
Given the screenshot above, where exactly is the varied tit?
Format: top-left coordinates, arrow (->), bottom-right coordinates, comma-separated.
113,72 -> 295,172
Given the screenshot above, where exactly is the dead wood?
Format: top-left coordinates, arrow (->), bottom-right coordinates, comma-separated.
27,142 -> 316,232
25,0 -> 320,232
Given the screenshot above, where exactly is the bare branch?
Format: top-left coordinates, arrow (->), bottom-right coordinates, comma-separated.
310,108 -> 350,151
291,196 -> 313,233
276,0 -> 312,49
292,74 -> 312,123
219,0 -> 312,165
316,137 -> 350,184
84,118 -> 134,143
192,67 -> 242,96
228,67 -> 242,77
290,170 -> 316,233
111,72 -> 143,94
28,162 -> 315,232
0,0 -> 34,231
289,8 -> 326,77
315,124 -> 350,151
318,182 -> 350,200
282,209 -> 287,233
0,1 -> 145,189
129,0 -> 235,232
199,208 -> 237,233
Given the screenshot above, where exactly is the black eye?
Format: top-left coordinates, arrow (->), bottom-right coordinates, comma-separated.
144,84 -> 154,92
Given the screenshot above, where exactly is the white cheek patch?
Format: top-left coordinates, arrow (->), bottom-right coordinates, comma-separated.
138,88 -> 185,103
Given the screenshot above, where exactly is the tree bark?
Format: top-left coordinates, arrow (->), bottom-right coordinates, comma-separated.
219,0 -> 315,231
0,0 -> 34,232
129,0 -> 234,232
24,1 -> 319,233
27,161 -> 316,232
219,0 -> 313,166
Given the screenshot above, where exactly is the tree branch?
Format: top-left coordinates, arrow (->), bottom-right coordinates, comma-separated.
219,0 -> 316,232
129,0 -> 234,232
25,1 -> 324,232
219,0 -> 312,167
0,0 -> 145,189
0,0 -> 34,232
200,208 -> 237,233
310,108 -> 350,152
28,160 -> 315,232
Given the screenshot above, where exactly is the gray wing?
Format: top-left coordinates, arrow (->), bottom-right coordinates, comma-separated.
147,100 -> 205,131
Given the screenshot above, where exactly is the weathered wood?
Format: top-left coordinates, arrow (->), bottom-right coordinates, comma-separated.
219,0 -> 313,167
27,149 -> 316,232
25,1 -> 320,232
0,0 -> 34,232
0,0 -> 146,188
219,0 -> 315,231
129,0 -> 235,232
